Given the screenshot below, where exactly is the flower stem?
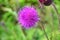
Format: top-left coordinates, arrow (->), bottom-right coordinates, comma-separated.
52,3 -> 60,31
39,4 -> 49,40
42,24 -> 49,40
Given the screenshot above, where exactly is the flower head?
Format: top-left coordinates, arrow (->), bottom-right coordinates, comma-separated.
18,6 -> 39,29
39,0 -> 52,6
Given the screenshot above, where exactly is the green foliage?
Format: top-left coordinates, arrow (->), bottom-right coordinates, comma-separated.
0,0 -> 60,40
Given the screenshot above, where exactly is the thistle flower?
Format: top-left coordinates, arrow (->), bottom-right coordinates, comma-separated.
18,6 -> 39,29
39,0 -> 53,6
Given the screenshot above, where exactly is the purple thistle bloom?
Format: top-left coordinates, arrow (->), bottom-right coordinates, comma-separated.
39,0 -> 53,6
18,6 -> 39,29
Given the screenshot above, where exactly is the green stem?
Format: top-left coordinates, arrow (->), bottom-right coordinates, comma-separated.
39,5 -> 49,40
42,25 -> 49,40
52,3 -> 60,31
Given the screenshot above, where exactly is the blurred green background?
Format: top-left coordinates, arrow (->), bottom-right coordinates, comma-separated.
0,0 -> 60,40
